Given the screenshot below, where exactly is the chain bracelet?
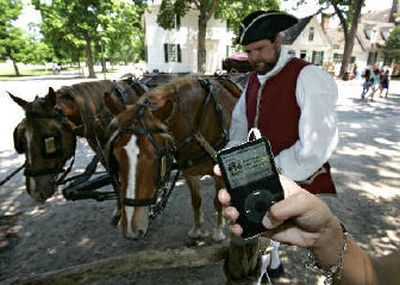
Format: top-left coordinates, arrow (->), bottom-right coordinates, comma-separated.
305,231 -> 350,285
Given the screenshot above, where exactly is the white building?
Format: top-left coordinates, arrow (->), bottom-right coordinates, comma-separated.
144,1 -> 234,74
283,16 -> 332,66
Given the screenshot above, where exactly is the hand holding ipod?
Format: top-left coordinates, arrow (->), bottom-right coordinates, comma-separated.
216,138 -> 284,239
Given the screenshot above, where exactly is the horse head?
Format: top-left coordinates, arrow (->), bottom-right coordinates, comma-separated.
104,91 -> 174,239
9,88 -> 77,203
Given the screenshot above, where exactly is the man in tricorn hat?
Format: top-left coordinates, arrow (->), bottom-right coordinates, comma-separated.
225,10 -> 338,281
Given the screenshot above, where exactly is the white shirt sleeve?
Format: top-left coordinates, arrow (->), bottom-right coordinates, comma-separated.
226,88 -> 248,148
274,65 -> 339,181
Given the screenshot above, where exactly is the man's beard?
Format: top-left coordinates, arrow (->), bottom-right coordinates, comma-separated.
252,61 -> 276,75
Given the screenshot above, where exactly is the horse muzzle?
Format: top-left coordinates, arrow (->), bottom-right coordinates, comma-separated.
121,207 -> 150,240
26,175 -> 57,203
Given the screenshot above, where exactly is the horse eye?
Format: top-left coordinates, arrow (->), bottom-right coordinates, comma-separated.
44,137 -> 57,154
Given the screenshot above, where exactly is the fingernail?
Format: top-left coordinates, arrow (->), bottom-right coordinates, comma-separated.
262,215 -> 272,229
226,207 -> 235,217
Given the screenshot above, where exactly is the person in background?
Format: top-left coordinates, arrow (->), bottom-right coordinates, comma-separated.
366,65 -> 380,102
216,172 -> 400,285
227,10 -> 338,281
379,67 -> 390,98
352,64 -> 358,80
361,65 -> 372,100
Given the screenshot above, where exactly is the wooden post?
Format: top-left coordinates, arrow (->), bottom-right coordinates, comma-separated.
8,243 -> 229,285
223,237 -> 262,284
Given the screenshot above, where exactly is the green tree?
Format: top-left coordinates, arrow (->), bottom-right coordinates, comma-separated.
0,0 -> 25,75
385,26 -> 400,63
317,0 -> 365,77
100,0 -> 147,65
216,0 -> 280,36
33,0 -> 146,78
33,0 -> 106,78
157,0 -> 279,74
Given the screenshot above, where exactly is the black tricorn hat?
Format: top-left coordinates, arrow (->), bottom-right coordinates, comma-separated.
237,10 -> 298,45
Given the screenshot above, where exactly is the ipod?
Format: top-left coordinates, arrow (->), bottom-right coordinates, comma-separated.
217,138 -> 284,239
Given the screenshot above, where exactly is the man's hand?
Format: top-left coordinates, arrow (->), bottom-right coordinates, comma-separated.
215,165 -> 343,267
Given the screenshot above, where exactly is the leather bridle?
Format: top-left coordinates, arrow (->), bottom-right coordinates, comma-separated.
22,104 -> 77,181
106,102 -> 175,212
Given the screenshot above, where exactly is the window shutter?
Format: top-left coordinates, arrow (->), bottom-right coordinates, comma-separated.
177,44 -> 181,63
164,44 -> 169,63
176,15 -> 181,30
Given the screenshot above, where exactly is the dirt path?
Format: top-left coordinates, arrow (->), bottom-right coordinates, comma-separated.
0,77 -> 399,285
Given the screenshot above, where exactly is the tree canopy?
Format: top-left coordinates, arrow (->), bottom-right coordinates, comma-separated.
216,0 -> 280,36
317,0 -> 365,76
0,0 -> 25,75
32,0 -> 147,77
386,26 -> 400,60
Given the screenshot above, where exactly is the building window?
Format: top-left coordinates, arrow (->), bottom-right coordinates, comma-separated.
300,50 -> 307,59
367,52 -> 378,65
312,51 -> 324,66
288,49 -> 296,56
333,53 -> 343,63
226,45 -> 231,58
226,19 -> 231,32
308,27 -> 314,41
175,15 -> 181,30
164,44 -> 182,63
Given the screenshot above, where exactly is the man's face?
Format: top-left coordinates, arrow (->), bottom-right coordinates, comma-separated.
244,38 -> 280,75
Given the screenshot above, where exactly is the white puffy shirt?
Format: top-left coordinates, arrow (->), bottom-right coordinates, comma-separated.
228,47 -> 339,181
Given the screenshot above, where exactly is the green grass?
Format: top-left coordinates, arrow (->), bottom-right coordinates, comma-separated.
0,66 -> 119,80
0,67 -> 52,78
0,66 -> 82,80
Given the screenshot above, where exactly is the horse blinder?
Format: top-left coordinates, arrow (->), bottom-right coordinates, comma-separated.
13,123 -> 25,154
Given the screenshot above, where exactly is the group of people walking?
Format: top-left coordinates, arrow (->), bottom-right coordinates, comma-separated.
360,64 -> 390,101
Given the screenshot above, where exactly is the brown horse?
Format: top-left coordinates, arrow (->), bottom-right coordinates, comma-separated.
9,80 -> 140,203
104,77 -> 239,240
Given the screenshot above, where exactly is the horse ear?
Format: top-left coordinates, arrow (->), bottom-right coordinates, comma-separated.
103,92 -> 126,115
7,91 -> 28,111
152,99 -> 174,121
46,87 -> 57,107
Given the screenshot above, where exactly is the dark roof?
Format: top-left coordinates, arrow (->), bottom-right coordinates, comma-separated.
282,16 -> 313,45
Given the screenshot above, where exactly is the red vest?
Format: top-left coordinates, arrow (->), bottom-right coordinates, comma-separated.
245,58 -> 336,195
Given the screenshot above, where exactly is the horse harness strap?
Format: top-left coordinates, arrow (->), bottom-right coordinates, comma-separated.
23,106 -> 77,178
177,79 -> 228,168
123,197 -> 155,207
108,103 -> 176,215
111,81 -> 129,104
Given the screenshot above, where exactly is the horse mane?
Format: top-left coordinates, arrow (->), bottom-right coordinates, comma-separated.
57,81 -> 112,139
138,76 -> 197,106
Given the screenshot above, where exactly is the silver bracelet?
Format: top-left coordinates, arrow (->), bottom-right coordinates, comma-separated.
305,231 -> 350,285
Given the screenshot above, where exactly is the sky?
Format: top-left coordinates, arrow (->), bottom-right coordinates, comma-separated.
281,0 -> 394,17
15,0 -> 395,30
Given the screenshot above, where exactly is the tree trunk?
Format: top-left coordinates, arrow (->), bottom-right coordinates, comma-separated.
197,1 -> 208,74
83,31 -> 96,78
389,0 -> 398,23
7,49 -> 20,76
12,59 -> 20,76
339,0 -> 363,77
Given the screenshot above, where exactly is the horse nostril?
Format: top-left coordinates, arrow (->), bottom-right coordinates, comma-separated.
138,229 -> 145,238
